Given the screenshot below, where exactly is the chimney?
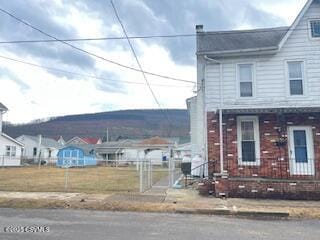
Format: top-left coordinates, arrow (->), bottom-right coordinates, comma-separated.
196,25 -> 203,33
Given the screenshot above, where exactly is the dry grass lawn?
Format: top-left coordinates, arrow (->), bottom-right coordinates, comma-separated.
0,166 -> 168,193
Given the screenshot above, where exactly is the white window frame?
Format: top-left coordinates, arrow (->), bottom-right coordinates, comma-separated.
309,19 -> 320,40
5,146 -> 17,157
286,60 -> 306,97
237,116 -> 260,166
236,63 -> 255,98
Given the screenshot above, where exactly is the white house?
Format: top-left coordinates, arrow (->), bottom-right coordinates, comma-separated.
0,103 -> 24,166
191,0 -> 320,199
16,135 -> 62,160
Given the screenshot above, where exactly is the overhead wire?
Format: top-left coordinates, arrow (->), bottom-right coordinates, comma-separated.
0,7 -> 194,84
0,55 -> 193,88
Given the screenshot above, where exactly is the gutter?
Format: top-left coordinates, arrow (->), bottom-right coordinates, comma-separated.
198,46 -> 279,57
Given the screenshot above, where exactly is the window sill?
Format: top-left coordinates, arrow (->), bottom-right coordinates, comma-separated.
238,162 -> 261,167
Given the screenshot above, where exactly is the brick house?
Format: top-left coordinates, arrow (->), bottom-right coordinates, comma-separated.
191,0 -> 320,199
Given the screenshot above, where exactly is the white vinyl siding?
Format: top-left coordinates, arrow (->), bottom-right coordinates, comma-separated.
237,116 -> 260,166
287,61 -> 304,95
205,1 -> 320,112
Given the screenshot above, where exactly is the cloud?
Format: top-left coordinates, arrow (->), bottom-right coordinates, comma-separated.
73,0 -> 287,65
94,71 -> 127,94
0,0 -> 303,123
0,66 -> 29,91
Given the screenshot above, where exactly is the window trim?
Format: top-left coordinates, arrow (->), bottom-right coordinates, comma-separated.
285,60 -> 306,97
236,63 -> 256,98
5,146 -> 17,157
309,19 -> 320,40
237,116 -> 260,166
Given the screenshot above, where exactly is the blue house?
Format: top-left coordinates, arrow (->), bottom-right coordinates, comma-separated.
57,145 -> 97,167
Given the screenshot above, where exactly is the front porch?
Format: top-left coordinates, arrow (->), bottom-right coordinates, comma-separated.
207,107 -> 320,199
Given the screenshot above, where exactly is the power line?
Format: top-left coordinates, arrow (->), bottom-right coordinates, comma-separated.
0,55 -> 193,88
0,27 -> 315,44
0,7 -> 194,84
110,0 -> 162,109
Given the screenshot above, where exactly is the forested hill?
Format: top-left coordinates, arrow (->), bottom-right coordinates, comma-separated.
4,109 -> 190,142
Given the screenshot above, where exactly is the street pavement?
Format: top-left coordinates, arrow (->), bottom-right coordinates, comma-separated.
0,208 -> 319,240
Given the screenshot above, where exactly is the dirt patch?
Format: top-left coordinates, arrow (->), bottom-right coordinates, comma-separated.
107,194 -> 166,203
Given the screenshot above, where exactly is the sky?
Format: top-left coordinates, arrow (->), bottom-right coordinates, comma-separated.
0,0 -> 308,123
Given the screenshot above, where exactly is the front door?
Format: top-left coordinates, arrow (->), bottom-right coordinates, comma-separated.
288,126 -> 315,175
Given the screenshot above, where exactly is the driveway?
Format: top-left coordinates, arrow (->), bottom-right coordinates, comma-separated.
0,208 -> 319,240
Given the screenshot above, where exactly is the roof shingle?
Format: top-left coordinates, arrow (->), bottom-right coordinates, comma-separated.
197,27 -> 289,55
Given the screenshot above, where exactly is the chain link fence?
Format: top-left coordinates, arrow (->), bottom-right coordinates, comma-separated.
0,156 -> 182,193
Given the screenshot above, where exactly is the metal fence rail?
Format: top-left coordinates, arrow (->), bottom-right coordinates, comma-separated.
0,156 -> 182,193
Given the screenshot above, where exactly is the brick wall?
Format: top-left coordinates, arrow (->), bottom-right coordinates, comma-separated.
227,179 -> 320,200
207,112 -> 320,180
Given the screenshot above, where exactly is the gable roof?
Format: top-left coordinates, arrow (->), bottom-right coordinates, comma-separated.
19,135 -> 61,148
81,137 -> 101,144
61,144 -> 95,155
197,0 -> 316,56
66,136 -> 101,144
0,102 -> 8,112
279,0 -> 315,49
197,27 -> 289,55
1,133 -> 24,146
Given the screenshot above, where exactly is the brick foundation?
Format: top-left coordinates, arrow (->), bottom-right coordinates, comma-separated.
227,178 -> 320,200
208,111 -> 320,199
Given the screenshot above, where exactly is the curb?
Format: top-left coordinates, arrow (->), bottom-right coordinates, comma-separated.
175,208 -> 289,219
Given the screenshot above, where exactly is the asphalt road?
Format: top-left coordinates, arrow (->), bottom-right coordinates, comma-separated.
0,208 -> 319,240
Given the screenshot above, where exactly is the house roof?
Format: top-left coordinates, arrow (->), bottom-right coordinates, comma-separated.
20,135 -> 62,149
197,27 -> 289,55
81,137 -> 101,144
62,144 -> 96,155
140,136 -> 170,145
1,133 -> 24,146
66,136 -> 101,144
197,0 -> 317,56
279,0 -> 315,49
0,102 -> 8,112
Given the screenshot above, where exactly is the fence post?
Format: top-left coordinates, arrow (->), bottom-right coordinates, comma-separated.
169,148 -> 173,188
64,161 -> 69,192
139,157 -> 143,192
147,158 -> 151,189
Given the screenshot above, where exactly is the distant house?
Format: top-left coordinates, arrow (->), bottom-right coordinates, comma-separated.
95,137 -> 176,165
55,136 -> 66,145
0,103 -> 24,166
173,142 -> 191,160
57,145 -> 97,167
66,136 -> 102,145
16,135 -> 62,161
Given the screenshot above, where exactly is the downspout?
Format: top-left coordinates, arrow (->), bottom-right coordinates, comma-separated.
204,55 -> 224,174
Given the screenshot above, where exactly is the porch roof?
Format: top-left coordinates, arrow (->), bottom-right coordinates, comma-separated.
222,107 -> 320,114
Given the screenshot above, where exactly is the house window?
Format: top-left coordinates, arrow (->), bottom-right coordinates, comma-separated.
310,20 -> 320,38
33,147 -> 37,156
238,64 -> 253,97
288,61 -> 304,95
5,146 -> 10,157
5,146 -> 16,157
237,116 -> 260,165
